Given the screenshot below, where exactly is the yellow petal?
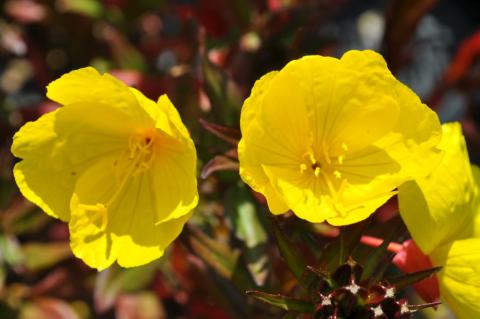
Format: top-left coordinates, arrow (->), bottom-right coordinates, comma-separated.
238,71 -> 289,214
398,123 -> 476,254
46,67 -> 152,125
325,50 -> 400,154
249,51 -> 399,156
238,50 -> 441,224
69,149 -> 196,270
326,191 -> 396,226
129,89 -> 191,143
157,94 -> 194,142
12,110 -> 71,221
430,239 -> 480,319
263,163 -> 396,224
11,103 -> 133,221
335,145 -> 404,205
262,165 -> 336,223
373,79 -> 442,179
149,136 -> 198,224
128,90 -> 198,221
117,213 -> 192,268
473,165 -> 480,236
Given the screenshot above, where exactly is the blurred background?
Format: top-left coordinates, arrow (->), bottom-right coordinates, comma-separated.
1,0 -> 480,318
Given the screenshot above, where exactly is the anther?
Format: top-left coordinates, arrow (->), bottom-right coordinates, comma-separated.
300,163 -> 307,174
79,203 -> 108,231
333,170 -> 342,179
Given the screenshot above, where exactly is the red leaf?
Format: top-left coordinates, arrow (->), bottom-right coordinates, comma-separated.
201,154 -> 239,179
392,240 -> 440,303
199,119 -> 240,145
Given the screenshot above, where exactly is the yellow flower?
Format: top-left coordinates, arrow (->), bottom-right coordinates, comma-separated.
11,67 -> 198,270
398,122 -> 480,319
238,50 -> 442,225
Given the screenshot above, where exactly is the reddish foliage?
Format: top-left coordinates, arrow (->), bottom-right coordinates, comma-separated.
393,240 -> 440,303
444,31 -> 480,86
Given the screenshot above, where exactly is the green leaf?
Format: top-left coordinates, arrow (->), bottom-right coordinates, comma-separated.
387,266 -> 442,290
0,234 -> 23,267
10,209 -> 50,236
246,290 -> 314,313
408,301 -> 442,311
360,238 -> 393,284
20,298 -> 81,319
360,222 -> 405,284
94,262 -> 159,313
0,266 -> 5,292
270,218 -> 307,280
0,176 -> 15,210
0,301 -> 17,319
230,0 -> 251,27
225,183 -> 269,285
21,242 -> 71,272
320,220 -> 369,271
58,0 -> 104,18
115,292 -> 164,319
282,312 -> 300,319
187,225 -> 256,290
201,57 -> 242,125
2,200 -> 48,236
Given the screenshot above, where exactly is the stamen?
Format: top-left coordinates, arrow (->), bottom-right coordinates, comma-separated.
333,170 -> 342,179
301,151 -> 322,176
336,179 -> 348,200
322,140 -> 332,165
79,203 -> 108,231
76,130 -> 158,232
337,155 -> 344,164
107,131 -> 157,206
320,169 -> 336,196
300,163 -> 307,174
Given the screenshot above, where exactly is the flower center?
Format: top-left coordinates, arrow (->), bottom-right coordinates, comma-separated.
128,129 -> 157,175
299,141 -> 350,203
78,129 -> 159,230
109,129 -> 158,203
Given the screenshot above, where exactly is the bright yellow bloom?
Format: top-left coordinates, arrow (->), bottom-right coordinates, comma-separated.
398,122 -> 480,319
12,67 -> 198,270
238,50 -> 442,225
